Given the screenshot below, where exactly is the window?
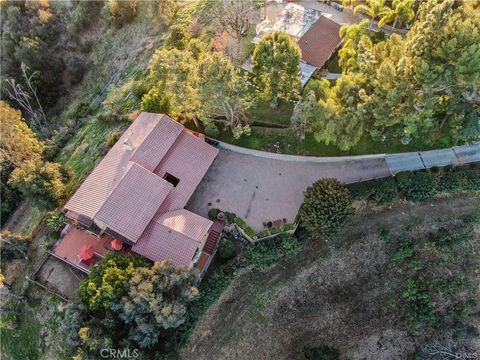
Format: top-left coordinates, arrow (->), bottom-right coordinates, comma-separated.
164,172 -> 180,187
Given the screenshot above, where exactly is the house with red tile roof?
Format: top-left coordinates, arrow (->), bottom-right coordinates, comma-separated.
248,3 -> 342,85
55,112 -> 222,275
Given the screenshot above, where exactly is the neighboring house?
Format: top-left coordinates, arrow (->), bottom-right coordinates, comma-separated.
247,3 -> 342,86
54,112 -> 222,276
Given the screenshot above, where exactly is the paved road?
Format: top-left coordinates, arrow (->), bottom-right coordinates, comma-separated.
186,149 -> 390,232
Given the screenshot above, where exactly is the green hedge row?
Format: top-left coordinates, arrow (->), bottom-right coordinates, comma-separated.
348,169 -> 480,204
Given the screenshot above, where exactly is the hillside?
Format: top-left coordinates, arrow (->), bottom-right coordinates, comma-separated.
182,194 -> 480,359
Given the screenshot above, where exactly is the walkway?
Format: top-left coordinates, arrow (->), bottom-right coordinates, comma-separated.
187,142 -> 479,232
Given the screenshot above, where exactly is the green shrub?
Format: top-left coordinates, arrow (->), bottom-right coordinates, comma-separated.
270,226 -> 282,235
68,0 -> 102,34
104,0 -> 137,28
282,223 -> 294,231
140,87 -> 171,113
234,217 -> 255,238
97,111 -> 127,124
461,170 -> 480,191
396,172 -> 436,202
257,229 -> 270,238
47,211 -> 65,231
348,177 -> 398,204
303,345 -> 340,360
299,178 -> 354,237
280,235 -> 300,256
244,240 -> 278,269
437,171 -> 463,193
168,23 -> 192,49
207,208 -> 220,220
204,123 -> 220,138
105,131 -> 121,148
217,238 -> 235,260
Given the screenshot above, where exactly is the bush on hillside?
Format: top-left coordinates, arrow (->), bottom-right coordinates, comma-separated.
396,172 -> 436,202
303,345 -> 340,360
140,88 -> 171,113
97,111 -> 127,124
68,0 -> 102,34
105,131 -> 121,147
1,231 -> 31,261
204,123 -> 220,138
348,177 -> 398,204
299,178 -> 354,237
462,170 -> 480,191
104,0 -> 137,28
218,238 -> 235,260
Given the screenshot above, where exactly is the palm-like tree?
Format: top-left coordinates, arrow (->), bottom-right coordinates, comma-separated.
339,19 -> 370,42
354,0 -> 386,29
379,0 -> 415,30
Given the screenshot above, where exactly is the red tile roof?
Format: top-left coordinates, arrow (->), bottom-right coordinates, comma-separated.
64,113 -> 161,219
94,163 -> 173,243
154,132 -> 220,212
298,15 -> 342,69
154,209 -> 213,242
132,219 -> 200,267
64,112 -> 219,266
130,115 -> 184,171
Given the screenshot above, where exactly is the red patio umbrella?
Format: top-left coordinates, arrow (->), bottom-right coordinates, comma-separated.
111,239 -> 123,251
79,244 -> 95,261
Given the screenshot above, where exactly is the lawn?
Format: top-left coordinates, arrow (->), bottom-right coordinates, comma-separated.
247,100 -> 294,127
213,125 -> 438,156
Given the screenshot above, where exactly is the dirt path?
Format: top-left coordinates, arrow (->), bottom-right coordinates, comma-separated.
181,193 -> 480,360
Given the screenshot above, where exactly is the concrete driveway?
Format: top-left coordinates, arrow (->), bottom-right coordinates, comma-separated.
186,149 -> 390,232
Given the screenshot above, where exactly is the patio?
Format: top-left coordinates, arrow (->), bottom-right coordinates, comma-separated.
52,226 -> 125,272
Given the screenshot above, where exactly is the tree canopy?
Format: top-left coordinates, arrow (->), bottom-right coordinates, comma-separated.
252,31 -> 301,108
78,252 -> 148,311
312,0 -> 480,150
0,101 -> 44,167
299,178 -> 354,237
118,261 -> 198,349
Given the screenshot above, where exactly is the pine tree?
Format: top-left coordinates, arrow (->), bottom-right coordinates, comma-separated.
252,31 -> 301,108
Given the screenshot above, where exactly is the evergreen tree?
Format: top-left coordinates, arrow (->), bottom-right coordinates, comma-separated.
119,261 -> 199,349
252,31 -> 301,108
197,52 -> 252,137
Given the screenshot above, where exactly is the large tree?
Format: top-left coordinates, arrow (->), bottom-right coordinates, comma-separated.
198,0 -> 260,37
299,178 -> 354,237
8,159 -> 67,209
118,261 -> 199,349
142,47 -> 200,121
78,252 -> 148,312
0,101 -> 44,167
354,0 -> 386,29
252,31 -> 301,108
197,52 -> 252,137
312,0 -> 480,150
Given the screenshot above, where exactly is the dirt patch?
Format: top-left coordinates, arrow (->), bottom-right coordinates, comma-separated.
34,255 -> 86,300
181,194 -> 480,360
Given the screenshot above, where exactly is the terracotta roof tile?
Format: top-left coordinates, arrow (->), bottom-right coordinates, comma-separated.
298,16 -> 342,69
64,113 -> 161,219
130,114 -> 184,171
154,132 -> 219,211
94,163 -> 172,242
132,220 -> 199,267
154,209 -> 213,242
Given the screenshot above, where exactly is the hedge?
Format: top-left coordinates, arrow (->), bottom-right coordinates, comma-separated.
349,169 -> 480,205
234,217 -> 255,238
